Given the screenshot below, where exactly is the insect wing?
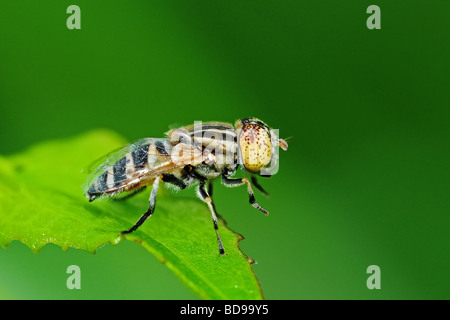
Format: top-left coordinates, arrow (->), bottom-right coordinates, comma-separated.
83,138 -> 173,195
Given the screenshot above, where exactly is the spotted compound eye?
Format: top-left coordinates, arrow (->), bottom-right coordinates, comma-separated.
239,123 -> 272,173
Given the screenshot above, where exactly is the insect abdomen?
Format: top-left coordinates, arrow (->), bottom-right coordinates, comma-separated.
86,139 -> 173,201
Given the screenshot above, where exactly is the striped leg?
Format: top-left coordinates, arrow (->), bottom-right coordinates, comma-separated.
162,173 -> 187,190
222,173 -> 269,216
198,179 -> 225,255
121,176 -> 161,235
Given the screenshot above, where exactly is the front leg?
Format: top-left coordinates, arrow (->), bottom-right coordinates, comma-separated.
250,176 -> 270,197
222,171 -> 269,216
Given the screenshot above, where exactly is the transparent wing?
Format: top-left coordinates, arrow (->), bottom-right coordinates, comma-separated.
83,138 -> 174,194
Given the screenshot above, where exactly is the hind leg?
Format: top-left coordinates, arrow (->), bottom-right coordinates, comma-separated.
113,186 -> 147,201
121,176 -> 161,234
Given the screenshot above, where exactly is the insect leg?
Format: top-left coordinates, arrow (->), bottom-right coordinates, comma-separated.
198,179 -> 225,255
222,173 -> 269,216
250,176 -> 270,197
113,186 -> 147,201
121,176 -> 161,235
162,173 -> 187,189
208,180 -> 213,197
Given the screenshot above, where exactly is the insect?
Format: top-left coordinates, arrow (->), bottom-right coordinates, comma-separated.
84,118 -> 288,255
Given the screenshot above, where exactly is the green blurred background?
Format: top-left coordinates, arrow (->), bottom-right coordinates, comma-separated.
0,1 -> 449,299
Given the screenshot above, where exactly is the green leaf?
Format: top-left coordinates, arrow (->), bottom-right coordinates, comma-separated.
0,130 -> 263,300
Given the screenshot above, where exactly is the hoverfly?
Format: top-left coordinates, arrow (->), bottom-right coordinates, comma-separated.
84,118 -> 288,255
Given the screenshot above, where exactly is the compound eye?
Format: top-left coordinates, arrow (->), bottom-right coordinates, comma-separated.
239,124 -> 272,173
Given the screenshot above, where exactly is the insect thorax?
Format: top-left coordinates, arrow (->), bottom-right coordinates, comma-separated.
189,122 -> 238,178
166,122 -> 239,178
